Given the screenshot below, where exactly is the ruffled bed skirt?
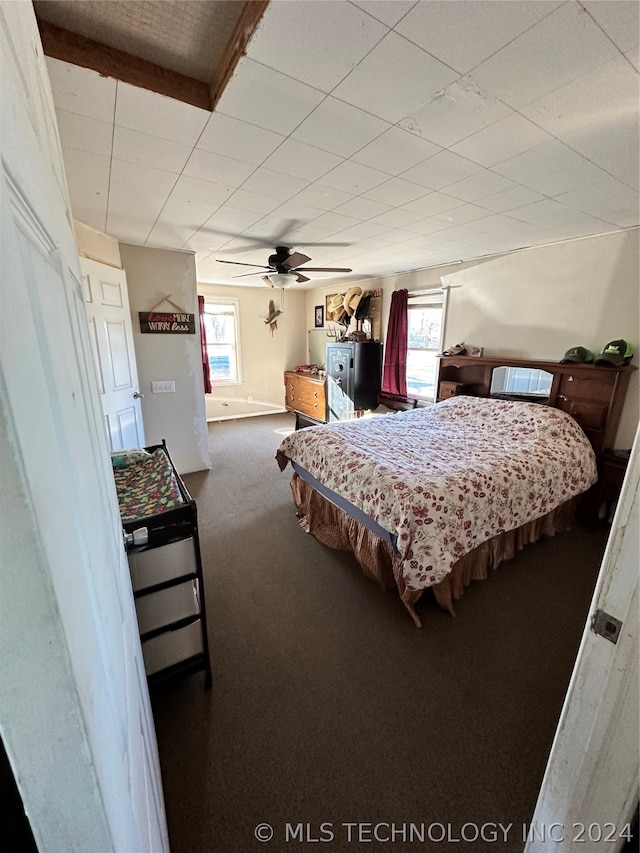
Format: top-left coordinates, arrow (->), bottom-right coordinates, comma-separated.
290,472 -> 579,627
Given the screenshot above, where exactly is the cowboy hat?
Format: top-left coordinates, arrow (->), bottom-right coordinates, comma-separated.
343,286 -> 362,316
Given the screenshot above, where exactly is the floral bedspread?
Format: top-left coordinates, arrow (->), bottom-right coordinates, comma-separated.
114,448 -> 185,522
276,397 -> 597,590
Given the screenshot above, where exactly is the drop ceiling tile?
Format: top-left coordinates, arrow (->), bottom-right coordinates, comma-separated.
107,216 -> 154,246
479,186 -> 546,213
197,113 -> 285,166
240,168 -> 309,202
71,193 -> 108,230
555,181 -> 640,228
215,58 -> 325,135
246,1 -> 387,92
397,77 -> 511,149
432,204 -> 492,227
63,150 -> 110,197
403,192 -> 464,217
146,222 -> 198,248
443,171 -> 517,203
115,83 -> 209,146
109,183 -> 168,216
183,149 -> 257,188
451,113 -> 552,168
169,175 -> 235,206
472,2 -> 620,109
291,98 -> 390,158
626,46 -> 639,72
336,222 -> 391,239
113,127 -> 192,174
581,1 -> 639,53
402,150 -> 481,191
203,206 -> 264,233
369,208 -> 424,229
394,1 -> 561,75
45,58 -> 116,122
401,217 -> 451,237
319,161 -> 388,195
109,158 -> 179,194
156,196 -> 222,226
261,140 -> 343,182
306,212 -> 362,236
56,110 -> 112,157
521,56 -> 639,146
362,177 -> 428,206
352,1 -> 414,26
332,32 -> 459,124
507,198 -> 606,231
491,139 -> 600,186
265,200 -> 329,223
333,196 -> 391,220
351,126 -> 440,175
472,214 -> 560,242
224,189 -> 280,216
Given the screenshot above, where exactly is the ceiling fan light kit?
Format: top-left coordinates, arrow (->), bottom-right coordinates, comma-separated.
217,245 -> 352,287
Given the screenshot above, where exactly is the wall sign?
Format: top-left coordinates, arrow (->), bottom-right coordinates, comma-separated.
139,312 -> 195,334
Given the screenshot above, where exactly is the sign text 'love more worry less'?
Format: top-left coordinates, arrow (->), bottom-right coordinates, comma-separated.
139,312 -> 196,334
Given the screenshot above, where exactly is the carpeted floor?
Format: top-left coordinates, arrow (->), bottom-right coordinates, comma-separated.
151,413 -> 609,853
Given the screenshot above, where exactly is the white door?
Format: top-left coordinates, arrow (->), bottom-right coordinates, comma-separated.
81,257 -> 145,450
0,3 -> 168,851
527,425 -> 639,852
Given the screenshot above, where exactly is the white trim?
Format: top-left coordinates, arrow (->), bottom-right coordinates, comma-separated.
207,408 -> 287,422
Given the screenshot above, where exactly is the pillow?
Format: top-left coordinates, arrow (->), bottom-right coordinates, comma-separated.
110,448 -> 151,469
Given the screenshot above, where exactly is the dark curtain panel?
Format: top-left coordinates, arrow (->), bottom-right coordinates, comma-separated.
381,289 -> 408,397
198,295 -> 212,394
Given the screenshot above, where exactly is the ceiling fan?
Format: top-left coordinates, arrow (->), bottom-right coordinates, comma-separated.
215,246 -> 352,286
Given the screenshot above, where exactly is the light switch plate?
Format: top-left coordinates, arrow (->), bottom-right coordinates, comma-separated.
152,380 -> 175,393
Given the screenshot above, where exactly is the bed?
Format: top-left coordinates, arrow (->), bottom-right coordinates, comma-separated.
276,396 -> 599,626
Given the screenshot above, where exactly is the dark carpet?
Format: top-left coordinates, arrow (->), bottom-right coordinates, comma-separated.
151,413 -> 608,853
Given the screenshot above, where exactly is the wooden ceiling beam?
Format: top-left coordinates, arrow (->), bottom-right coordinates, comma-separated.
211,0 -> 269,110
37,20 -> 214,112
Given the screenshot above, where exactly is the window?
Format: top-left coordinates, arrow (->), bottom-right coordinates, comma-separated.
202,299 -> 241,386
406,291 -> 446,403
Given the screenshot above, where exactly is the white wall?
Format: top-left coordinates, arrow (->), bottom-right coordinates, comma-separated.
120,244 -> 210,473
199,283 -> 307,420
307,230 -> 639,447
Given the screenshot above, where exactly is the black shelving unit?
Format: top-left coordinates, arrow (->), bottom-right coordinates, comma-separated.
121,441 -> 212,689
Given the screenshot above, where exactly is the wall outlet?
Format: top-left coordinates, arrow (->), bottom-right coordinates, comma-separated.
247,396 -> 253,403
151,380 -> 175,393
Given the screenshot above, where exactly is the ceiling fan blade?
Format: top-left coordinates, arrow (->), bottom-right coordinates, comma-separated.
216,259 -> 270,269
282,251 -> 311,269
294,272 -> 310,283
232,270 -> 266,278
293,266 -> 353,273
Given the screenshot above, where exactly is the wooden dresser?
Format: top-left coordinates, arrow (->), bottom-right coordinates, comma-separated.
284,371 -> 327,428
436,355 -> 635,457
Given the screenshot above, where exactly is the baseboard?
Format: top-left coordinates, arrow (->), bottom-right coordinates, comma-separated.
207,408 -> 288,423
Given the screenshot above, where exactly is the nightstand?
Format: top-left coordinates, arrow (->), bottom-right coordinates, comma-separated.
599,450 -> 630,522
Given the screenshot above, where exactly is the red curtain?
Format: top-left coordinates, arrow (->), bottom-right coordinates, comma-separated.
198,295 -> 212,394
382,289 -> 408,397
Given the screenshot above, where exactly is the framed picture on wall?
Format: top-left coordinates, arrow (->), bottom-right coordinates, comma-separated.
314,305 -> 324,328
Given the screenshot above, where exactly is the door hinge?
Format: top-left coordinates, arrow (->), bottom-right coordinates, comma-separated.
591,609 -> 623,644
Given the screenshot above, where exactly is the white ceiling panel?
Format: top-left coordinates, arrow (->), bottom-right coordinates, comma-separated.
215,58 -> 325,135
45,57 -> 116,122
115,83 -> 210,145
261,139 -> 343,182
332,31 -> 459,124
55,109 -> 113,157
394,0 -> 561,75
581,1 -> 640,53
113,126 -> 192,173
246,0 -> 388,93
183,148 -> 256,187
472,2 -> 620,110
196,112 -> 285,165
351,126 -> 440,175
43,0 -> 639,286
451,113 -> 552,168
350,1 -> 416,29
402,150 -> 481,191
319,161 -> 389,195
291,97 -> 390,159
396,77 -> 511,149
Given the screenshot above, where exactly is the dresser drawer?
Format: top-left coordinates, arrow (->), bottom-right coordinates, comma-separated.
559,399 -> 608,431
135,579 -> 200,635
128,537 -> 197,592
439,381 -> 463,399
142,619 -> 203,675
